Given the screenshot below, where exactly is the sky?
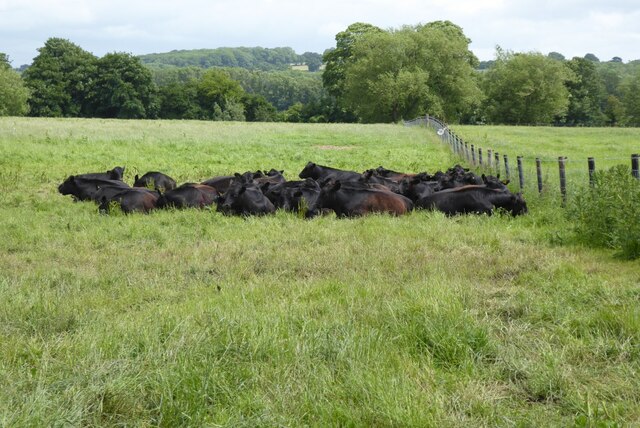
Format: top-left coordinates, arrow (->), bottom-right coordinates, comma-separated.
1,0 -> 639,67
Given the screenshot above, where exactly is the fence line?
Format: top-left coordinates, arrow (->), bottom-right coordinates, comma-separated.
404,115 -> 640,198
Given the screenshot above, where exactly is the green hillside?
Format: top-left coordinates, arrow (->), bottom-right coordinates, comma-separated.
138,46 -> 322,71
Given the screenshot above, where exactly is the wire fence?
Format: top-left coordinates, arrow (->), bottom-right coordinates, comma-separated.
405,115 -> 640,202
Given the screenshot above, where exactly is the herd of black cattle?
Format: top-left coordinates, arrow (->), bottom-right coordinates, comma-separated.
57,162 -> 528,217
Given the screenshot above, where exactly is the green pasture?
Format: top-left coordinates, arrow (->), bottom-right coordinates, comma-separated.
1,118 -> 639,426
451,125 -> 640,196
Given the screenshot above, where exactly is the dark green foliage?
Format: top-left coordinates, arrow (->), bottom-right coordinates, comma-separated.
196,69 -> 245,120
563,57 -> 606,126
157,81 -> 201,119
0,53 -> 11,70
22,38 -> 97,117
569,165 -> 640,259
322,22 -> 384,99
138,47 -> 303,71
87,53 -> 157,119
620,69 -> 640,126
225,68 -> 323,111
482,50 -> 572,124
301,52 -> 323,72
241,94 -> 277,122
0,57 -> 30,116
326,21 -> 482,123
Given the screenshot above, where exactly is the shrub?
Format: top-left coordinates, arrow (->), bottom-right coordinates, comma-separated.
569,165 -> 640,259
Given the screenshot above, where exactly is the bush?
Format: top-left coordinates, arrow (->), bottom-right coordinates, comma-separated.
569,165 -> 640,259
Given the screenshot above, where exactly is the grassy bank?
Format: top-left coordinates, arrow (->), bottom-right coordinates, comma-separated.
1,118 -> 638,426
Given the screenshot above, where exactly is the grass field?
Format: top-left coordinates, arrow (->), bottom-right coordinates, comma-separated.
451,125 -> 640,197
1,118 -> 639,426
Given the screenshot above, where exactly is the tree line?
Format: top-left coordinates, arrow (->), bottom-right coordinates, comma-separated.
1,23 -> 640,125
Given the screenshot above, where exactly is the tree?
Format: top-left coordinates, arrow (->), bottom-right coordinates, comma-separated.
620,70 -> 640,126
562,57 -> 605,125
411,21 -> 483,122
603,95 -> 624,126
482,50 -> 573,124
341,30 -> 431,122
301,52 -> 323,72
241,94 -> 277,121
322,22 -> 384,99
0,53 -> 11,70
0,65 -> 30,116
338,21 -> 482,123
22,38 -> 97,117
548,52 -> 566,61
196,69 -> 245,120
584,53 -> 600,62
157,80 -> 201,119
87,52 -> 157,119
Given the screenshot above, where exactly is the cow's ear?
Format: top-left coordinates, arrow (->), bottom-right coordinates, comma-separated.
307,161 -> 315,167
234,172 -> 242,178
239,185 -> 247,194
69,175 -> 75,182
503,179 -> 510,185
481,174 -> 487,182
134,174 -> 139,181
279,170 -> 284,174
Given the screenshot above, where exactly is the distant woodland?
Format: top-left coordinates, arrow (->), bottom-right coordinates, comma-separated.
2,21 -> 640,125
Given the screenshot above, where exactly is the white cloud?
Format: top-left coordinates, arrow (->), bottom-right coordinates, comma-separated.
1,0 -> 639,65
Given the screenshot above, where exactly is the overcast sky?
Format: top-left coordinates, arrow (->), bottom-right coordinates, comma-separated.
1,0 -> 639,66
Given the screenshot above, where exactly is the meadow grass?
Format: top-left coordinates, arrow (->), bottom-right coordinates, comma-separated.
1,118 -> 639,426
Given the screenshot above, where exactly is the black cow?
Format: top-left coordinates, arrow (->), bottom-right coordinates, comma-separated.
417,186 -> 527,216
482,174 -> 510,191
255,169 -> 287,189
299,162 -> 361,182
134,171 -> 177,191
307,180 -> 414,218
156,183 -> 218,209
360,169 -> 402,193
373,166 -> 418,182
58,176 -> 129,201
264,178 -> 320,212
65,166 -> 125,181
216,176 -> 275,216
99,188 -> 159,214
399,175 -> 440,201
201,175 -> 235,193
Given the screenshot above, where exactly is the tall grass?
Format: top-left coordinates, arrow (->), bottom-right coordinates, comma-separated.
569,165 -> 640,259
1,118 -> 639,426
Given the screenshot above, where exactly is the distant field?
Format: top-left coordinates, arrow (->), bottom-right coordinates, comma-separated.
1,118 -> 639,426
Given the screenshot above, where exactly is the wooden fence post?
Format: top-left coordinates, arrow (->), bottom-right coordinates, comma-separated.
478,148 -> 483,166
504,154 -> 511,181
517,156 -> 524,191
559,156 -> 567,205
536,157 -> 543,194
495,152 -> 500,176
471,144 -> 476,165
488,149 -> 493,168
465,142 -> 470,162
588,157 -> 596,187
632,154 -> 639,179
